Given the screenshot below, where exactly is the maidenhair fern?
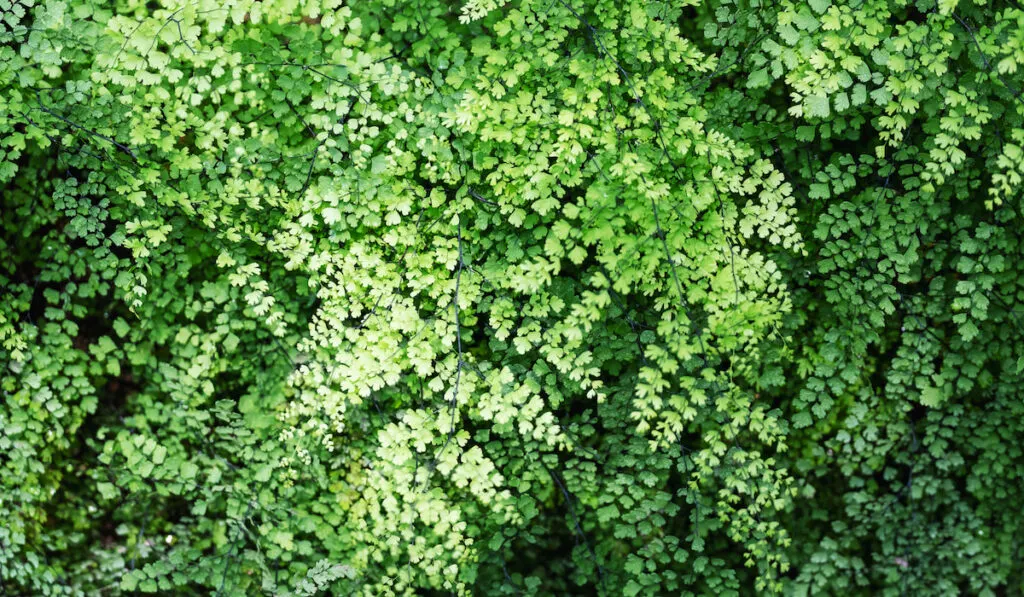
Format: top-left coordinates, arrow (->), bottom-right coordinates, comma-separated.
2,0 -> 1022,595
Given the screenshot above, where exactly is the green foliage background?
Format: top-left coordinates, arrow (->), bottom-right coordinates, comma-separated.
2,0 -> 1023,594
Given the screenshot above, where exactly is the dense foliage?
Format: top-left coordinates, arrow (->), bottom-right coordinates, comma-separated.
2,0 -> 1023,594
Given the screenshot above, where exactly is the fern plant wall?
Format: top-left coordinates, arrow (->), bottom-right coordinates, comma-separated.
1,0 -> 1023,595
